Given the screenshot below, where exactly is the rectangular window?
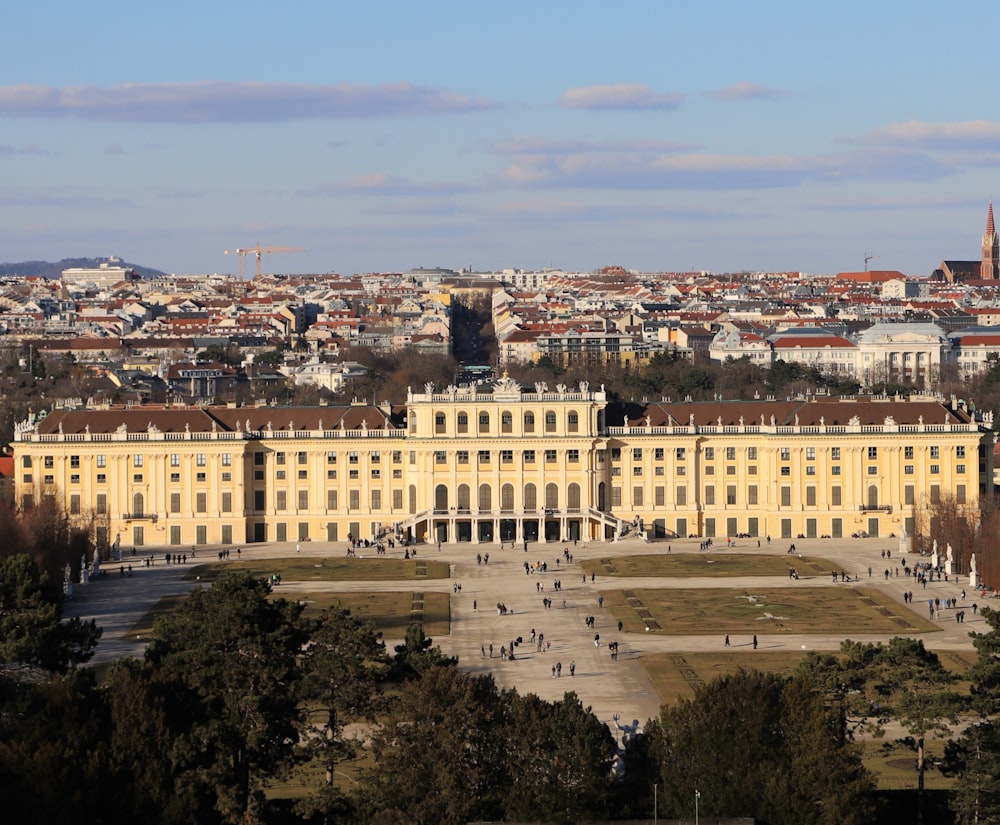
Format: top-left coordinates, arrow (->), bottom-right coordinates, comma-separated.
930,465 -> 940,475
545,450 -> 557,463
726,485 -> 737,505
327,469 -> 337,479
831,447 -> 841,460
348,452 -> 359,464
435,451 -> 447,464
370,451 -> 380,464
704,465 -> 715,476
806,486 -> 816,506
957,464 -> 966,474
133,474 -> 143,483
196,453 -> 206,467
726,447 -> 736,461
704,486 -> 715,505
633,466 -> 643,476
957,445 -> 966,458
133,455 -> 143,468
372,489 -> 382,509
780,487 -> 791,507
96,494 -> 107,514
298,451 -> 308,465
70,455 -> 80,468
69,495 -> 80,515
654,448 -> 664,461
170,493 -> 181,513
170,454 -> 180,467
748,485 -> 758,505
276,452 -> 286,465
930,485 -> 941,504
930,446 -> 940,459
501,450 -> 514,464
957,484 -> 967,504
905,446 -> 914,459
633,448 -> 643,461
349,490 -> 360,510
633,486 -> 643,507
676,486 -> 687,506
904,485 -> 915,506
806,466 -> 816,476
222,453 -> 231,466
254,490 -> 265,511
97,473 -> 107,483
479,450 -> 491,463
298,490 -> 309,510
868,446 -> 878,459
726,465 -> 736,475
276,490 -> 287,511
327,490 -> 338,510
370,469 -> 380,479
704,447 -> 714,460
222,472 -> 231,482
655,486 -> 665,506
780,467 -> 790,476
221,492 -> 232,513
392,451 -> 402,464
805,447 -> 816,460
457,451 -> 469,464
780,447 -> 791,461
70,474 -> 80,484
196,492 -> 207,513
831,466 -> 841,475
611,486 -> 622,507
254,452 -> 264,466
96,454 -> 106,468
393,489 -> 403,509
196,472 -> 207,482
299,470 -> 308,480
327,451 -> 337,464
831,486 -> 842,506
567,449 -> 580,462
748,465 -> 757,475
675,448 -> 686,460
747,447 -> 757,460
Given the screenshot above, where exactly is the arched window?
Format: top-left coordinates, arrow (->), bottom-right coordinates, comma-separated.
567,411 -> 579,432
501,483 -> 514,512
478,412 -> 490,434
435,484 -> 449,511
501,411 -> 513,433
132,492 -> 144,517
457,412 -> 469,433
545,411 -> 557,432
545,483 -> 559,510
524,483 -> 537,511
867,485 -> 879,508
567,483 -> 581,510
598,482 -> 606,511
409,413 -> 417,434
408,485 -> 417,514
478,483 -> 492,512
457,484 -> 471,512
434,412 -> 446,434
524,412 -> 535,433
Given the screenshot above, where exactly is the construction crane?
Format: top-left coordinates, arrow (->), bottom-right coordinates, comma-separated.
224,244 -> 305,281
864,252 -> 879,272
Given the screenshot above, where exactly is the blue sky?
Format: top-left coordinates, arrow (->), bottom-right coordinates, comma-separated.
2,0 -> 998,277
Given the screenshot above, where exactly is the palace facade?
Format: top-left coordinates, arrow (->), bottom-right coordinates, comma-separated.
11,377 -> 992,550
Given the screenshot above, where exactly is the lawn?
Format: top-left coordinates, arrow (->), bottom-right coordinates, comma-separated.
126,590 -> 450,641
581,553 -> 839,578
601,585 -> 938,635
185,556 -> 450,583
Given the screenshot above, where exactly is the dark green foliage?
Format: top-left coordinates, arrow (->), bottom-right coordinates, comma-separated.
146,571 -> 310,824
0,554 -> 100,673
391,622 -> 457,679
648,668 -> 874,825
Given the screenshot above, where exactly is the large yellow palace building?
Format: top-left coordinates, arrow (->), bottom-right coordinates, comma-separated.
11,376 -> 992,550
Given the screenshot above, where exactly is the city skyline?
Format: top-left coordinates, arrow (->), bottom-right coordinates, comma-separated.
3,0 -> 999,276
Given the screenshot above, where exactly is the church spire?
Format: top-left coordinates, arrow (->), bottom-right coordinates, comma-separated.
983,200 -> 998,280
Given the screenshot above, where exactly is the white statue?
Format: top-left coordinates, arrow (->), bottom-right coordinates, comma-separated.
970,553 -> 980,588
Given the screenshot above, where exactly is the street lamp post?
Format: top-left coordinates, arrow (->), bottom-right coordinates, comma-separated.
653,782 -> 657,825
695,789 -> 701,825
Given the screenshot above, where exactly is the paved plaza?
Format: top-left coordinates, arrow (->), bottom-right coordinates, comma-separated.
65,534 -> 987,731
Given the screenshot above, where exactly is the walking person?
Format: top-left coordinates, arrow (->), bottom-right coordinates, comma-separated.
753,634 -> 758,650
725,634 -> 731,647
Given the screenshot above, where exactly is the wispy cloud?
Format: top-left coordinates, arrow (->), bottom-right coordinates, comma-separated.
0,142 -> 48,156
104,143 -> 125,156
704,82 -> 785,102
809,193 -> 986,211
855,120 -> 1000,151
560,84 -> 684,111
0,82 -> 499,123
489,136 -> 700,155
494,142 -> 952,190
301,172 -> 472,197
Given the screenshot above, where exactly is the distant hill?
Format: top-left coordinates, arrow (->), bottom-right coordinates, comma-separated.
0,257 -> 166,279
